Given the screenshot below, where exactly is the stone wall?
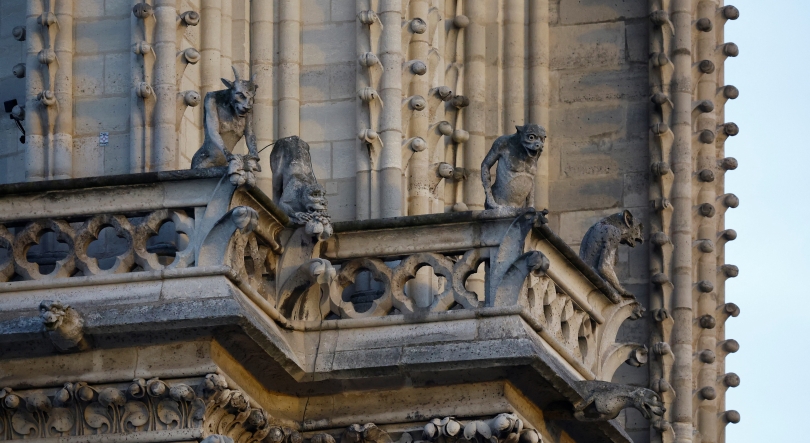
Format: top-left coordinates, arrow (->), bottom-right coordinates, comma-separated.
0,0 -> 26,184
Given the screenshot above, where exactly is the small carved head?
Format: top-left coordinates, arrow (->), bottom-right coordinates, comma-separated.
305,183 -> 328,213
222,66 -> 257,117
516,124 -> 546,155
632,389 -> 665,420
619,210 -> 644,247
39,300 -> 67,331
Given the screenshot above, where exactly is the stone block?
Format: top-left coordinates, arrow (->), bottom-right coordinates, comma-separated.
623,172 -> 649,207
75,0 -> 107,19
75,18 -> 130,54
331,139 -> 356,179
324,177 -> 356,222
104,52 -> 130,95
332,0 -> 358,22
551,103 -> 626,138
300,99 -> 356,142
303,22 -> 355,65
560,0 -> 647,25
334,320 -> 477,352
135,340 -> 217,378
550,22 -> 625,70
72,135 -> 106,178
625,23 -> 649,63
302,0 -> 330,25
104,132 -> 130,175
330,62 -> 356,100
309,141 -> 331,180
559,68 -> 647,103
0,1 -> 25,37
105,0 -> 133,17
550,176 -> 622,212
74,55 -> 105,96
75,96 -> 129,136
300,66 -> 330,102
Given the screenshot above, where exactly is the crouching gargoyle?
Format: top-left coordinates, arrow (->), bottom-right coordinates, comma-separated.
574,380 -> 665,422
39,300 -> 89,352
270,136 -> 333,240
482,124 -> 546,210
191,66 -> 261,188
579,210 -> 643,302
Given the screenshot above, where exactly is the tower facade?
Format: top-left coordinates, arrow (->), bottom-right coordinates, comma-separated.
0,1 -> 741,442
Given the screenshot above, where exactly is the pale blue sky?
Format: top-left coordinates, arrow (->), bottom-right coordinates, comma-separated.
724,0 -> 807,440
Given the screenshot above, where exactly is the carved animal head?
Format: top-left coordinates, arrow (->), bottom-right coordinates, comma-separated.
632,389 -> 665,420
619,210 -> 644,247
221,66 -> 257,117
302,183 -> 328,213
515,124 -> 547,155
39,300 -> 67,331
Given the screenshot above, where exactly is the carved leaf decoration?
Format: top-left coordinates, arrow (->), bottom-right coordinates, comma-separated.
191,398 -> 206,422
10,409 -> 38,436
468,421 -> 491,440
156,399 -> 182,429
84,402 -> 112,432
122,401 -> 149,431
47,407 -> 75,434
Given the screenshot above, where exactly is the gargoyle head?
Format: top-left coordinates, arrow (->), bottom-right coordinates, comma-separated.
632,389 -> 665,420
516,124 -> 546,156
619,210 -> 644,248
304,183 -> 328,213
39,300 -> 67,331
222,66 -> 257,117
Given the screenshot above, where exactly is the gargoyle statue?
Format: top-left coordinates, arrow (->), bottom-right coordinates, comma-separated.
481,124 -> 546,210
270,136 -> 332,240
573,380 -> 665,422
579,210 -> 643,302
191,66 -> 261,188
39,300 -> 89,352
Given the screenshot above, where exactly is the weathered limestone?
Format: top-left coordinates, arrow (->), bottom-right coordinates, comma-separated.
0,1 -> 743,442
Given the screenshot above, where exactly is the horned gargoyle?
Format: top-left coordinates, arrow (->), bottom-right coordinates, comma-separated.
579,210 -> 643,302
482,124 -> 546,210
191,66 -> 260,188
270,136 -> 333,240
39,300 -> 89,352
573,380 -> 665,422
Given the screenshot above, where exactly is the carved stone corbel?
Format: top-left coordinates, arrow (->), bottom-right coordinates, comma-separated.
489,210 -> 550,307
39,300 -> 89,352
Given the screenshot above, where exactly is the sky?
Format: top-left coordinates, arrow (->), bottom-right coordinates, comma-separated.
723,0 -> 809,441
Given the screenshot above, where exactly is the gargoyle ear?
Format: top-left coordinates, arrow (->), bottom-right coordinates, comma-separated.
515,125 -> 523,133
221,78 -> 234,89
623,210 -> 634,227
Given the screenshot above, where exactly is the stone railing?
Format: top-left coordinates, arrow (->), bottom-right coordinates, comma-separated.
0,171 -> 643,382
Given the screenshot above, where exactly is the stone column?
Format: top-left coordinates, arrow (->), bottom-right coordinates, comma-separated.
24,0 -> 46,181
529,0 -> 549,210
152,0 -> 178,171
250,0 -> 276,190
462,0 -> 486,210
53,1 -> 74,179
378,0 -> 404,218
200,0 -> 222,97
670,0 -> 694,441
278,0 -> 300,138
406,0 -> 430,216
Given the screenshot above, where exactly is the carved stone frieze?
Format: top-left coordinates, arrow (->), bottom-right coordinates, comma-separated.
0,374 -> 289,442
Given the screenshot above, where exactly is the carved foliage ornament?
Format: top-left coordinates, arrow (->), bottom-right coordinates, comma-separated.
0,374 -> 289,442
